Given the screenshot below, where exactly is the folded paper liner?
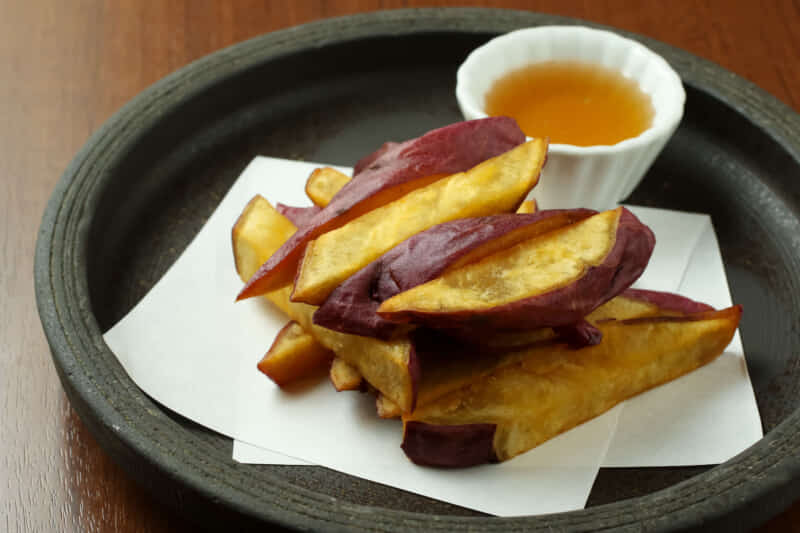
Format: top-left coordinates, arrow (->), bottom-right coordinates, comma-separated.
104,156 -> 762,517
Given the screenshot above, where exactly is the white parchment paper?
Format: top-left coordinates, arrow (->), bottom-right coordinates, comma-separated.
104,156 -> 762,517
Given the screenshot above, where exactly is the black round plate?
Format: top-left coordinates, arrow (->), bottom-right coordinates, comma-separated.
35,8 -> 800,532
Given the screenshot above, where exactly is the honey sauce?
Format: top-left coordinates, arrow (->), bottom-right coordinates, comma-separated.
485,61 -> 655,146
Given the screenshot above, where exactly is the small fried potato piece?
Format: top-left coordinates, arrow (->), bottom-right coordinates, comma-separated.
258,322 -> 334,386
515,199 -> 537,214
378,207 -> 654,331
376,394 -> 402,419
292,138 -> 548,305
306,167 -> 351,207
330,357 -> 363,391
402,305 -> 742,467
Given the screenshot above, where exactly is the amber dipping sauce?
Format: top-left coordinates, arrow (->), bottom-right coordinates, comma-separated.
485,61 -> 655,146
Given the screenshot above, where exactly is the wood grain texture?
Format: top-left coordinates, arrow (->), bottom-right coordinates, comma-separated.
2,1 -> 798,531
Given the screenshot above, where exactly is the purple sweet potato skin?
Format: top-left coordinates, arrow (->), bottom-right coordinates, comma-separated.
238,117 -> 526,300
379,207 -> 656,331
312,209 -> 596,339
402,421 -> 498,467
352,141 -> 399,175
614,304 -> 741,326
620,288 -> 714,314
275,204 -> 321,229
351,117 -> 523,179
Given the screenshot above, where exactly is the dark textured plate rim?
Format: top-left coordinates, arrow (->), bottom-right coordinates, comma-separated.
34,7 -> 800,532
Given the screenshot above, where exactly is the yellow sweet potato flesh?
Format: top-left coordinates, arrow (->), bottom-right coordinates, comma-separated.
515,199 -> 537,214
330,357 -> 363,391
232,195 -> 296,285
291,138 -> 548,305
442,209 -> 594,274
257,321 -> 334,386
306,167 -> 351,207
379,208 -> 620,314
406,307 -> 741,461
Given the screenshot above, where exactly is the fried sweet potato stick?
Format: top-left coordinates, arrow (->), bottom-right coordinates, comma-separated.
313,209 -> 595,340
292,138 -> 548,305
402,305 -> 741,466
329,357 -> 363,391
238,117 -> 526,300
258,322 -> 333,386
378,207 -> 655,331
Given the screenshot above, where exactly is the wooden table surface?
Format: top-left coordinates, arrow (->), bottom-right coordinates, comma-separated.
2,1 -> 799,531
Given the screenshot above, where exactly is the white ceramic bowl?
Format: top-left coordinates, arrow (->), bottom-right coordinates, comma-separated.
457,25 -> 686,210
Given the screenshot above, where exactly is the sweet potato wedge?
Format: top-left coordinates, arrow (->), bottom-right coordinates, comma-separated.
292,138 -> 549,304
330,357 -> 363,391
378,207 -> 655,331
410,289 -> 712,409
257,321 -> 334,386
305,167 -> 351,207
237,117 -> 526,300
458,289 -> 713,350
313,209 -> 595,339
402,305 -> 742,466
